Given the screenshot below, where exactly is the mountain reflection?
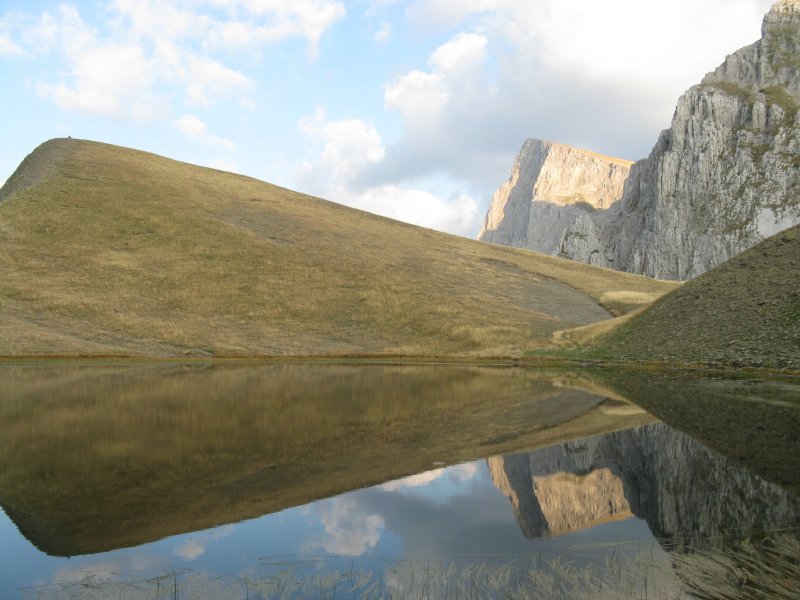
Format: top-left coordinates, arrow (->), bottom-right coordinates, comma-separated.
0,364 -> 653,556
489,422 -> 800,551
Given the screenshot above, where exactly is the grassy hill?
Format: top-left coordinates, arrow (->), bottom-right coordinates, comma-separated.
593,225 -> 800,370
0,138 -> 676,357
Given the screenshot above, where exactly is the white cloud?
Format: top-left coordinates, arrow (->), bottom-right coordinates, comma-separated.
297,109 -> 482,236
0,32 -> 23,55
384,33 -> 486,125
204,0 -> 346,58
385,70 -> 448,124
36,44 -> 157,120
23,4 -> 96,56
429,32 -> 486,74
307,497 -> 384,556
300,109 -> 385,181
174,525 -> 236,561
374,21 -> 392,42
482,0 -> 773,92
205,156 -> 241,172
381,467 -> 446,491
351,185 -> 479,236
174,113 -> 236,150
182,55 -> 250,107
5,0 -> 343,119
176,539 -> 206,561
356,0 -> 775,227
381,462 -> 479,492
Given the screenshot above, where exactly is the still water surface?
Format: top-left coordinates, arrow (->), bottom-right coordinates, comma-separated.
0,364 -> 797,598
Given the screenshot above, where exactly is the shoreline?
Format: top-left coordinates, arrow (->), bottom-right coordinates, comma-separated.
0,353 -> 798,377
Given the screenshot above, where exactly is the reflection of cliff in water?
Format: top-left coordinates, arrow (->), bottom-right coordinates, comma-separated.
488,422 -> 800,551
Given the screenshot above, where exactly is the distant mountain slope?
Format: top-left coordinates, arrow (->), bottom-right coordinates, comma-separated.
0,139 -> 675,357
482,0 -> 800,280
595,224 -> 800,370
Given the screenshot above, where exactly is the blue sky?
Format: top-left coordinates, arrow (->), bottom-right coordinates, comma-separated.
0,0 -> 774,237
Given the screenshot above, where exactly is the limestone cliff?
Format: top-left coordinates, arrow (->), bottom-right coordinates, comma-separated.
488,422 -> 800,551
478,140 -> 632,257
482,0 -> 800,280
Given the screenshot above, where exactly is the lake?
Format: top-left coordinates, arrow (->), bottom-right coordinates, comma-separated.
0,363 -> 798,599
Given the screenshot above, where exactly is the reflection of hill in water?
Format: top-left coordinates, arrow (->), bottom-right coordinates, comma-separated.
0,364 -> 653,557
489,422 -> 800,551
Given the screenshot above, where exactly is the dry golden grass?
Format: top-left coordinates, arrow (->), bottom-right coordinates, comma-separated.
594,224 -> 800,370
0,139 -> 677,357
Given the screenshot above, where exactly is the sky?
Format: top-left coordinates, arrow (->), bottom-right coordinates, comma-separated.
0,0 -> 775,238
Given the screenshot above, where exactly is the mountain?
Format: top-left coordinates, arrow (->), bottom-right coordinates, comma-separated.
478,139 -> 632,257
489,422 -> 800,551
0,138 -> 676,357
481,0 -> 800,280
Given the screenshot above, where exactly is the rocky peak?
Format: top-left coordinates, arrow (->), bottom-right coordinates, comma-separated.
478,139 -> 631,255
480,1 -> 800,280
765,0 -> 800,23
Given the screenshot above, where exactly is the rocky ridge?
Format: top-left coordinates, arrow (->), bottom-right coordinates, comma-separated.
478,140 -> 632,257
488,422 -> 800,550
481,0 -> 800,280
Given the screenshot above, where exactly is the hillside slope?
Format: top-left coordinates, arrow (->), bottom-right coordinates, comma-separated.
0,139 -> 676,357
595,224 -> 799,370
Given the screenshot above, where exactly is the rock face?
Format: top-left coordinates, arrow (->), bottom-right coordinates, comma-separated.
488,422 -> 800,551
478,140 -> 632,257
481,0 -> 800,280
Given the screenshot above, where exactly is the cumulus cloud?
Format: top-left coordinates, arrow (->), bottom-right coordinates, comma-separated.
3,0 -> 343,119
381,467 -> 447,491
385,71 -> 448,124
429,31 -> 486,75
307,496 -> 384,556
174,525 -> 236,561
296,108 -> 481,236
361,0 -> 775,217
36,43 -> 157,120
299,107 -> 385,181
174,113 -> 236,150
381,462 -> 479,493
350,186 -> 479,235
175,539 -> 206,561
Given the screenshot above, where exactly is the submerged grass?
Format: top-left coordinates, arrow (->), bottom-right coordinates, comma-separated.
21,530 -> 800,599
19,552 -> 685,600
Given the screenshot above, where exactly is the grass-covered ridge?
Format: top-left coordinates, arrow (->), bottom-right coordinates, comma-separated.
0,138 -> 676,358
592,224 -> 800,370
